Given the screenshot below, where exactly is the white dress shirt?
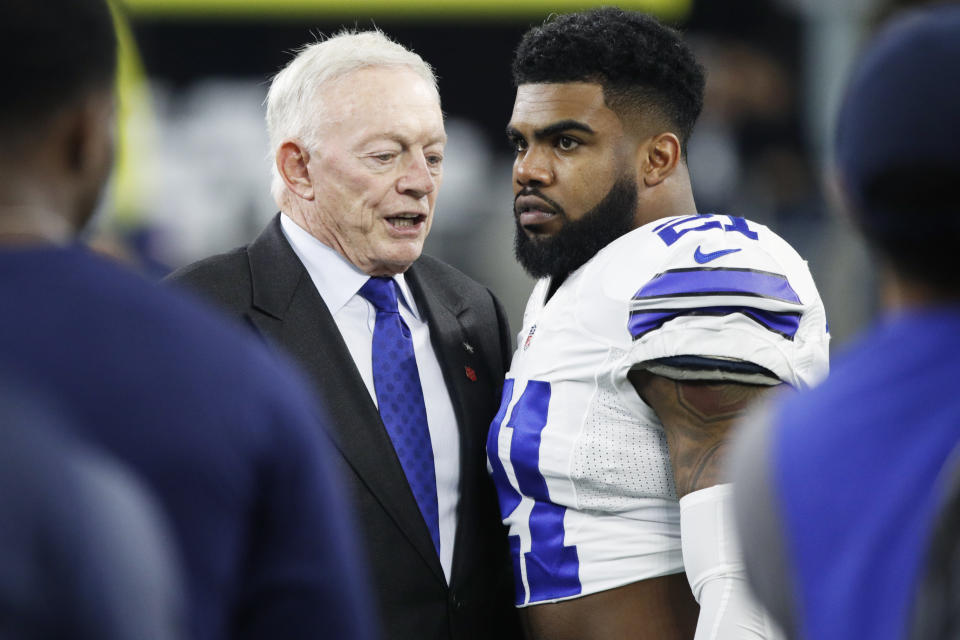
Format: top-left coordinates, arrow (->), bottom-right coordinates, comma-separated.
280,214 -> 460,581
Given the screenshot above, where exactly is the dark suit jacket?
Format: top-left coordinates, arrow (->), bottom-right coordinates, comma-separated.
169,215 -> 521,640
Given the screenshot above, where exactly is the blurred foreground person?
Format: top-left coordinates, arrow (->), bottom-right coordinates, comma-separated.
487,7 -> 828,639
909,458 -> 960,640
731,5 -> 960,640
0,381 -> 183,640
171,30 -> 520,640
0,2 -> 374,639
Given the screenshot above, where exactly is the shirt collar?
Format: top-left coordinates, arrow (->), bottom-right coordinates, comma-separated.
279,213 -> 421,319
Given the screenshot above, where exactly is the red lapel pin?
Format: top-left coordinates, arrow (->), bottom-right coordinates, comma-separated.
464,366 -> 477,382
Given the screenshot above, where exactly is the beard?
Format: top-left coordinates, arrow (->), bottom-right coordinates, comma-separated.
514,175 -> 638,280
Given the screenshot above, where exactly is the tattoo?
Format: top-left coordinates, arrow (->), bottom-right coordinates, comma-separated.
675,383 -> 759,423
685,440 -> 725,497
629,371 -> 771,497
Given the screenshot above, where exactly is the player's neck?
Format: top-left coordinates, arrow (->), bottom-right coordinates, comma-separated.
882,269 -> 960,311
0,190 -> 74,245
545,273 -> 567,303
634,180 -> 697,229
0,208 -> 74,245
0,167 -> 76,245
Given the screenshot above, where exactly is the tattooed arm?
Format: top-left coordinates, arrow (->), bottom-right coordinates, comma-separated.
627,370 -> 772,498
629,367 -> 786,639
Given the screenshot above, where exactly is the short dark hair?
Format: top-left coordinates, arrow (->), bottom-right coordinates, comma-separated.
512,7 -> 705,147
857,166 -> 960,292
1,0 -> 117,130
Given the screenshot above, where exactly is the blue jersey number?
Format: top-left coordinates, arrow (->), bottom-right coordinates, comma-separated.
487,379 -> 581,605
654,214 -> 758,247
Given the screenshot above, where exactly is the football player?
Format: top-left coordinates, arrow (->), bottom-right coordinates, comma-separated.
486,8 -> 829,639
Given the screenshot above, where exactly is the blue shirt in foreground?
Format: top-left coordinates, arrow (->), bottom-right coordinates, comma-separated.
0,245 -> 375,640
769,308 -> 960,639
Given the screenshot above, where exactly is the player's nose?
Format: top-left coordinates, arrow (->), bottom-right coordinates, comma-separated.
515,147 -> 553,187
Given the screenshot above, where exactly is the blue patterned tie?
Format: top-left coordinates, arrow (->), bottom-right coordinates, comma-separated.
358,277 -> 441,556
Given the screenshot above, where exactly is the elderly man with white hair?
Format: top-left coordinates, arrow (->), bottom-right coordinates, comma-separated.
170,30 -> 521,640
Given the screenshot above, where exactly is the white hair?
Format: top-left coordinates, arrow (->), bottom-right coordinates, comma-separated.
265,29 -> 439,206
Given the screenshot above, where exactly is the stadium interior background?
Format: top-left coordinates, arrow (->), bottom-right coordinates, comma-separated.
99,0 -> 930,347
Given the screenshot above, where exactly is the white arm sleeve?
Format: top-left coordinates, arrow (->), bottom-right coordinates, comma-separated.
680,483 -> 785,640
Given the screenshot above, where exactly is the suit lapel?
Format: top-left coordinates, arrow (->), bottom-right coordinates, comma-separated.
405,264 -> 491,586
244,217 -> 445,583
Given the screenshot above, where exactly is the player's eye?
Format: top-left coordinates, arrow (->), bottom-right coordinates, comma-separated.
508,136 -> 527,154
556,135 -> 579,151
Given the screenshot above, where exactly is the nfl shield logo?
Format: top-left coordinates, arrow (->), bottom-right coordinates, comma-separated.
523,325 -> 537,350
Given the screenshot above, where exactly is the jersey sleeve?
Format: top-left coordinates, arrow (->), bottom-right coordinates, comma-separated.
619,214 -> 829,389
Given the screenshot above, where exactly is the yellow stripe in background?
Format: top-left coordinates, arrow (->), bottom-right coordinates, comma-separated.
111,1 -> 157,227
120,0 -> 691,21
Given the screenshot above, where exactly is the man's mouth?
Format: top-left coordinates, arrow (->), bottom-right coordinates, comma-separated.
518,210 -> 556,228
515,195 -> 562,231
385,213 -> 427,230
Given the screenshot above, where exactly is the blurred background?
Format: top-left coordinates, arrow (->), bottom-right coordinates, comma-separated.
97,0 -> 934,348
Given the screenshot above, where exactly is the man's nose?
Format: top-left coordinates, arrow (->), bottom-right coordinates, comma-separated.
397,152 -> 438,198
515,147 -> 553,187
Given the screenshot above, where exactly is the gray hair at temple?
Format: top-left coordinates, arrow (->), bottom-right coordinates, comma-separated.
265,29 -> 440,206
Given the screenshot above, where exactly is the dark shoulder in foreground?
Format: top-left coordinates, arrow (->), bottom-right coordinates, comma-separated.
0,392 -> 183,640
167,245 -> 254,313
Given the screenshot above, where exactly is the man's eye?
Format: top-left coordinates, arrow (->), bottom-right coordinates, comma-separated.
557,136 -> 579,151
426,154 -> 443,167
375,153 -> 395,162
508,137 -> 527,153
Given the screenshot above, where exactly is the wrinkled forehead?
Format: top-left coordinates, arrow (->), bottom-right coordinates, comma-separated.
319,66 -> 440,112
311,66 -> 446,143
315,67 -> 440,116
509,82 -> 620,132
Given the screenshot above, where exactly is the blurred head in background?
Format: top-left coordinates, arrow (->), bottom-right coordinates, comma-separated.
266,30 -> 446,276
833,2 -> 960,304
0,0 -> 117,242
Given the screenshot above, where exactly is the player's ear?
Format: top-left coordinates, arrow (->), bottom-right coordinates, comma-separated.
62,90 -> 115,179
638,132 -> 682,187
277,139 -> 315,201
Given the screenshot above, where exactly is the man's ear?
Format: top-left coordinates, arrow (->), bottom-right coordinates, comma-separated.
64,90 -> 115,179
638,132 -> 682,188
276,140 -> 315,201
50,90 -> 116,233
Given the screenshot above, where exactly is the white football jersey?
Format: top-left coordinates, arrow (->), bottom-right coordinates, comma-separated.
487,213 -> 829,607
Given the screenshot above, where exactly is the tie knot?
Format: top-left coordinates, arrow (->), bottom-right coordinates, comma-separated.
358,277 -> 400,313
